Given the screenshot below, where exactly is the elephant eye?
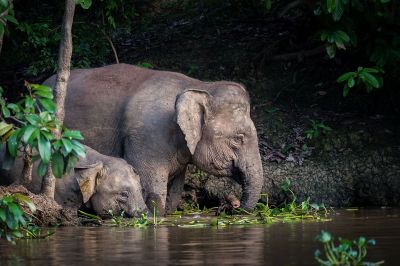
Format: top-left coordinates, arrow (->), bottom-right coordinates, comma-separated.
118,191 -> 129,203
232,134 -> 244,145
121,191 -> 129,198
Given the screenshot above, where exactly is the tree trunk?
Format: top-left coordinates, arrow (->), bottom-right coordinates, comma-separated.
41,0 -> 75,198
21,145 -> 33,185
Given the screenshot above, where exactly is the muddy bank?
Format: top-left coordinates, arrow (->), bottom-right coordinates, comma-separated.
0,185 -> 78,226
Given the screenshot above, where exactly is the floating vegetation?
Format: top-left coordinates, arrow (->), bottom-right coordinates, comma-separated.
314,231 -> 384,266
79,178 -> 330,228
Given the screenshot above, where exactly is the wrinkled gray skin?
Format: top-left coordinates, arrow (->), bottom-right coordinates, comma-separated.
0,145 -> 148,218
44,64 -> 263,215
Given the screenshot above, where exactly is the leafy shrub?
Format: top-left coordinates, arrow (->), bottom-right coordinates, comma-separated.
0,193 -> 52,244
0,83 -> 85,178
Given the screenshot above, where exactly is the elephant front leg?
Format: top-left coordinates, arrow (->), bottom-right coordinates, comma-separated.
143,170 -> 168,216
165,170 -> 186,214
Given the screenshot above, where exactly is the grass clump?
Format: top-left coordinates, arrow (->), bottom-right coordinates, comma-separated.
314,231 -> 384,266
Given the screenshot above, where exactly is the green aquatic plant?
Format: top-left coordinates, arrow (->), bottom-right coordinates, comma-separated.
107,209 -> 124,226
252,178 -> 328,224
0,193 -> 53,244
314,231 -> 384,266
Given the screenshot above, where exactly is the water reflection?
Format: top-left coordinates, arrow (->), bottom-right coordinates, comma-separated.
0,209 -> 399,266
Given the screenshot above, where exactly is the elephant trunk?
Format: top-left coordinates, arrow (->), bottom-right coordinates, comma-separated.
237,146 -> 263,211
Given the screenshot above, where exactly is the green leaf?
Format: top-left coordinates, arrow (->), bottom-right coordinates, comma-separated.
0,121 -> 13,137
8,203 -> 23,217
7,103 -> 20,113
25,114 -> 40,126
7,130 -> 20,157
39,98 -> 56,113
75,0 -> 92,9
337,72 -> 355,82
362,72 -> 380,88
2,105 -> 10,118
13,194 -> 36,213
51,151 -> 65,178
33,89 -> 53,99
22,125 -> 36,143
347,77 -> 355,88
71,141 -> 86,158
24,96 -> 34,109
61,138 -> 73,153
6,213 -> 17,230
38,134 -> 51,163
327,0 -> 335,12
0,0 -> 8,8
335,30 -> 350,43
4,15 -> 18,25
0,208 -> 5,222
62,130 -> 84,140
343,84 -> 350,97
37,160 -> 48,177
326,45 -> 336,58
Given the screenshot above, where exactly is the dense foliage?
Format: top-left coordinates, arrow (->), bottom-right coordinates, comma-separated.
0,83 -> 85,178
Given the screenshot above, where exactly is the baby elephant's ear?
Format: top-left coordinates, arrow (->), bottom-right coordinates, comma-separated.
74,162 -> 103,203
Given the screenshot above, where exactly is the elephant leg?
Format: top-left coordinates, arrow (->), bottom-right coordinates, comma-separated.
141,170 -> 169,216
166,170 -> 186,214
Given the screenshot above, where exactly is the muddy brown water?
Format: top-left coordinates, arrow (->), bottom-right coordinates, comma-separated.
0,209 -> 399,266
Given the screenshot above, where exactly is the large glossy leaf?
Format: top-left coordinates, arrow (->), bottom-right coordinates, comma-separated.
51,151 -> 65,178
39,98 -> 56,113
7,130 -> 20,157
61,138 -> 73,153
362,72 -> 380,88
25,114 -> 41,126
22,125 -> 36,143
62,130 -> 84,140
38,134 -> 51,163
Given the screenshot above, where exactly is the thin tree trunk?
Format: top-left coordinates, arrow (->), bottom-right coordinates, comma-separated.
21,145 -> 33,185
41,0 -> 75,198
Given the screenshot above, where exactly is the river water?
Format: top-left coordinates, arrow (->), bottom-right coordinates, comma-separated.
0,209 -> 399,266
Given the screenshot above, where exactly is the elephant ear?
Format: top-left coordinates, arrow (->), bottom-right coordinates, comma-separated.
74,161 -> 103,204
175,89 -> 210,155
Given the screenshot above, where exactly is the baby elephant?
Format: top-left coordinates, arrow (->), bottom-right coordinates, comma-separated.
1,145 -> 148,218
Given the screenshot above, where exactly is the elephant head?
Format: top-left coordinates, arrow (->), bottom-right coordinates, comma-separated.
73,148 -> 148,218
176,82 -> 263,211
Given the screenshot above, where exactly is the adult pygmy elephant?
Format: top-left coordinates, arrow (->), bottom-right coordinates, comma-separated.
44,64 -> 263,214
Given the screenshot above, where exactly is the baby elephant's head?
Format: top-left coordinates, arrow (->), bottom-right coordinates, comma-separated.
75,152 -> 148,218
